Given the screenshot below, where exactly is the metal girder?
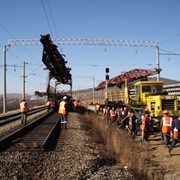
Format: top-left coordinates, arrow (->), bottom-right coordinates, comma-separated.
96,68 -> 161,90
8,38 -> 159,48
40,34 -> 72,85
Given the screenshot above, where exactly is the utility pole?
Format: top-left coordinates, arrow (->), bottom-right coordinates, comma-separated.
105,68 -> 109,100
3,44 -> 10,113
156,48 -> 180,81
156,46 -> 160,81
22,62 -> 27,99
92,77 -> 95,104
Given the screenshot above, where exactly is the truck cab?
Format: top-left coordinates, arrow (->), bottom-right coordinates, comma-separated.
134,80 -> 180,122
134,81 -> 164,105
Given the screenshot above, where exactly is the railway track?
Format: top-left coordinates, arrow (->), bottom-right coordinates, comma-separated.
0,106 -> 47,127
0,112 -> 61,152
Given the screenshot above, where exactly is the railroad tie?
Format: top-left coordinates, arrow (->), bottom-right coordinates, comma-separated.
32,142 -> 39,148
12,138 -> 22,143
19,142 -> 29,149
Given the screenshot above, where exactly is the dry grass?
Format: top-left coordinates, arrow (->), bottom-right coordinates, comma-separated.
81,113 -> 153,179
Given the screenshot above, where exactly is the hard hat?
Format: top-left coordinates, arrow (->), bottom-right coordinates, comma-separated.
144,108 -> 149,112
63,96 -> 67,100
144,110 -> 150,114
163,109 -> 169,114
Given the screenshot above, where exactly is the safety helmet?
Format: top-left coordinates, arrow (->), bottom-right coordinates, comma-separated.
144,108 -> 149,112
144,110 -> 150,114
144,108 -> 149,114
63,96 -> 67,100
163,109 -> 169,114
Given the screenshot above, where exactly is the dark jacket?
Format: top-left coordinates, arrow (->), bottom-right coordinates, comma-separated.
171,119 -> 180,131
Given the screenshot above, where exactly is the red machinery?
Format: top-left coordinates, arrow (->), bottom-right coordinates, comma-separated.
96,68 -> 160,90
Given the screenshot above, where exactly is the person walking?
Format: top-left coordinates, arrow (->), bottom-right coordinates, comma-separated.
168,116 -> 180,156
109,106 -> 117,125
103,105 -> 110,126
46,99 -> 52,112
58,96 -> 69,129
140,110 -> 151,143
95,102 -> 100,115
127,110 -> 137,138
20,98 -> 28,125
161,109 -> 172,147
120,107 -> 129,128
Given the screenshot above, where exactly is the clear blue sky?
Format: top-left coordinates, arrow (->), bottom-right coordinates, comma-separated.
0,0 -> 180,95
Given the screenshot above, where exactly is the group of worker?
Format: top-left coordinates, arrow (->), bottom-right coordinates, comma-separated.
101,104 -> 180,156
19,95 -> 69,129
20,97 -> 180,156
160,109 -> 180,156
102,105 -> 146,140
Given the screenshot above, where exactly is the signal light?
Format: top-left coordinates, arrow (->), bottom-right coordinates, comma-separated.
106,75 -> 109,80
105,68 -> 109,73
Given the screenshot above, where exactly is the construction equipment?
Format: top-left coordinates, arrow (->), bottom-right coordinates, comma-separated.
96,68 -> 180,125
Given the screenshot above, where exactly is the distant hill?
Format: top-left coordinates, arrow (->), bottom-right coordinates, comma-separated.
148,77 -> 180,85
0,93 -> 32,99
79,77 -> 180,94
0,77 -> 179,99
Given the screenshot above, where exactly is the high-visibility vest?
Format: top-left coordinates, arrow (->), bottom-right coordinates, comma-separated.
95,104 -> 100,111
162,116 -> 172,133
140,115 -> 150,131
110,110 -> 117,121
103,108 -> 108,115
173,127 -> 179,140
20,101 -> 27,113
74,101 -> 78,107
58,101 -> 68,115
46,101 -> 51,107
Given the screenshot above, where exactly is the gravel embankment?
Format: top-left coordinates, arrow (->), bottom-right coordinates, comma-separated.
0,112 -> 136,180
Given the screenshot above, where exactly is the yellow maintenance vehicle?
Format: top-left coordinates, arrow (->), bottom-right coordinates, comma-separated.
96,68 -> 180,125
128,80 -> 180,124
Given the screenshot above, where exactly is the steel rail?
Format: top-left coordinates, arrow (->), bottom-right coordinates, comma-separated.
42,119 -> 61,151
0,112 -> 55,151
0,106 -> 47,126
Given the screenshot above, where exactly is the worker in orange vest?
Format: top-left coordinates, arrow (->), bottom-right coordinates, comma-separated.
58,96 -> 69,129
46,99 -> 52,112
19,98 -> 28,125
95,102 -> 100,115
109,106 -> 117,125
168,116 -> 180,156
160,109 -> 172,147
103,105 -> 110,126
140,109 -> 151,143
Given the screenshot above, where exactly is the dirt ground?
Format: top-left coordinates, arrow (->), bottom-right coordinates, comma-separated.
136,131 -> 180,180
86,111 -> 180,180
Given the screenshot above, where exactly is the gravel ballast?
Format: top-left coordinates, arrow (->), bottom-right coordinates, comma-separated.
0,112 -> 136,180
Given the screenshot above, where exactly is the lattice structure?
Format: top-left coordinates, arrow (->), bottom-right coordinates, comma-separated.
40,34 -> 72,85
96,68 -> 160,90
7,36 -> 159,89
8,38 -> 159,47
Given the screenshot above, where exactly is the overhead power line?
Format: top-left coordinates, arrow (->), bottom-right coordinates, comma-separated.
41,0 -> 53,37
159,48 -> 180,55
47,0 -> 59,38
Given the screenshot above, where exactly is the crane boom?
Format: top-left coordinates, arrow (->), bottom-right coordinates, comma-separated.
96,68 -> 161,90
